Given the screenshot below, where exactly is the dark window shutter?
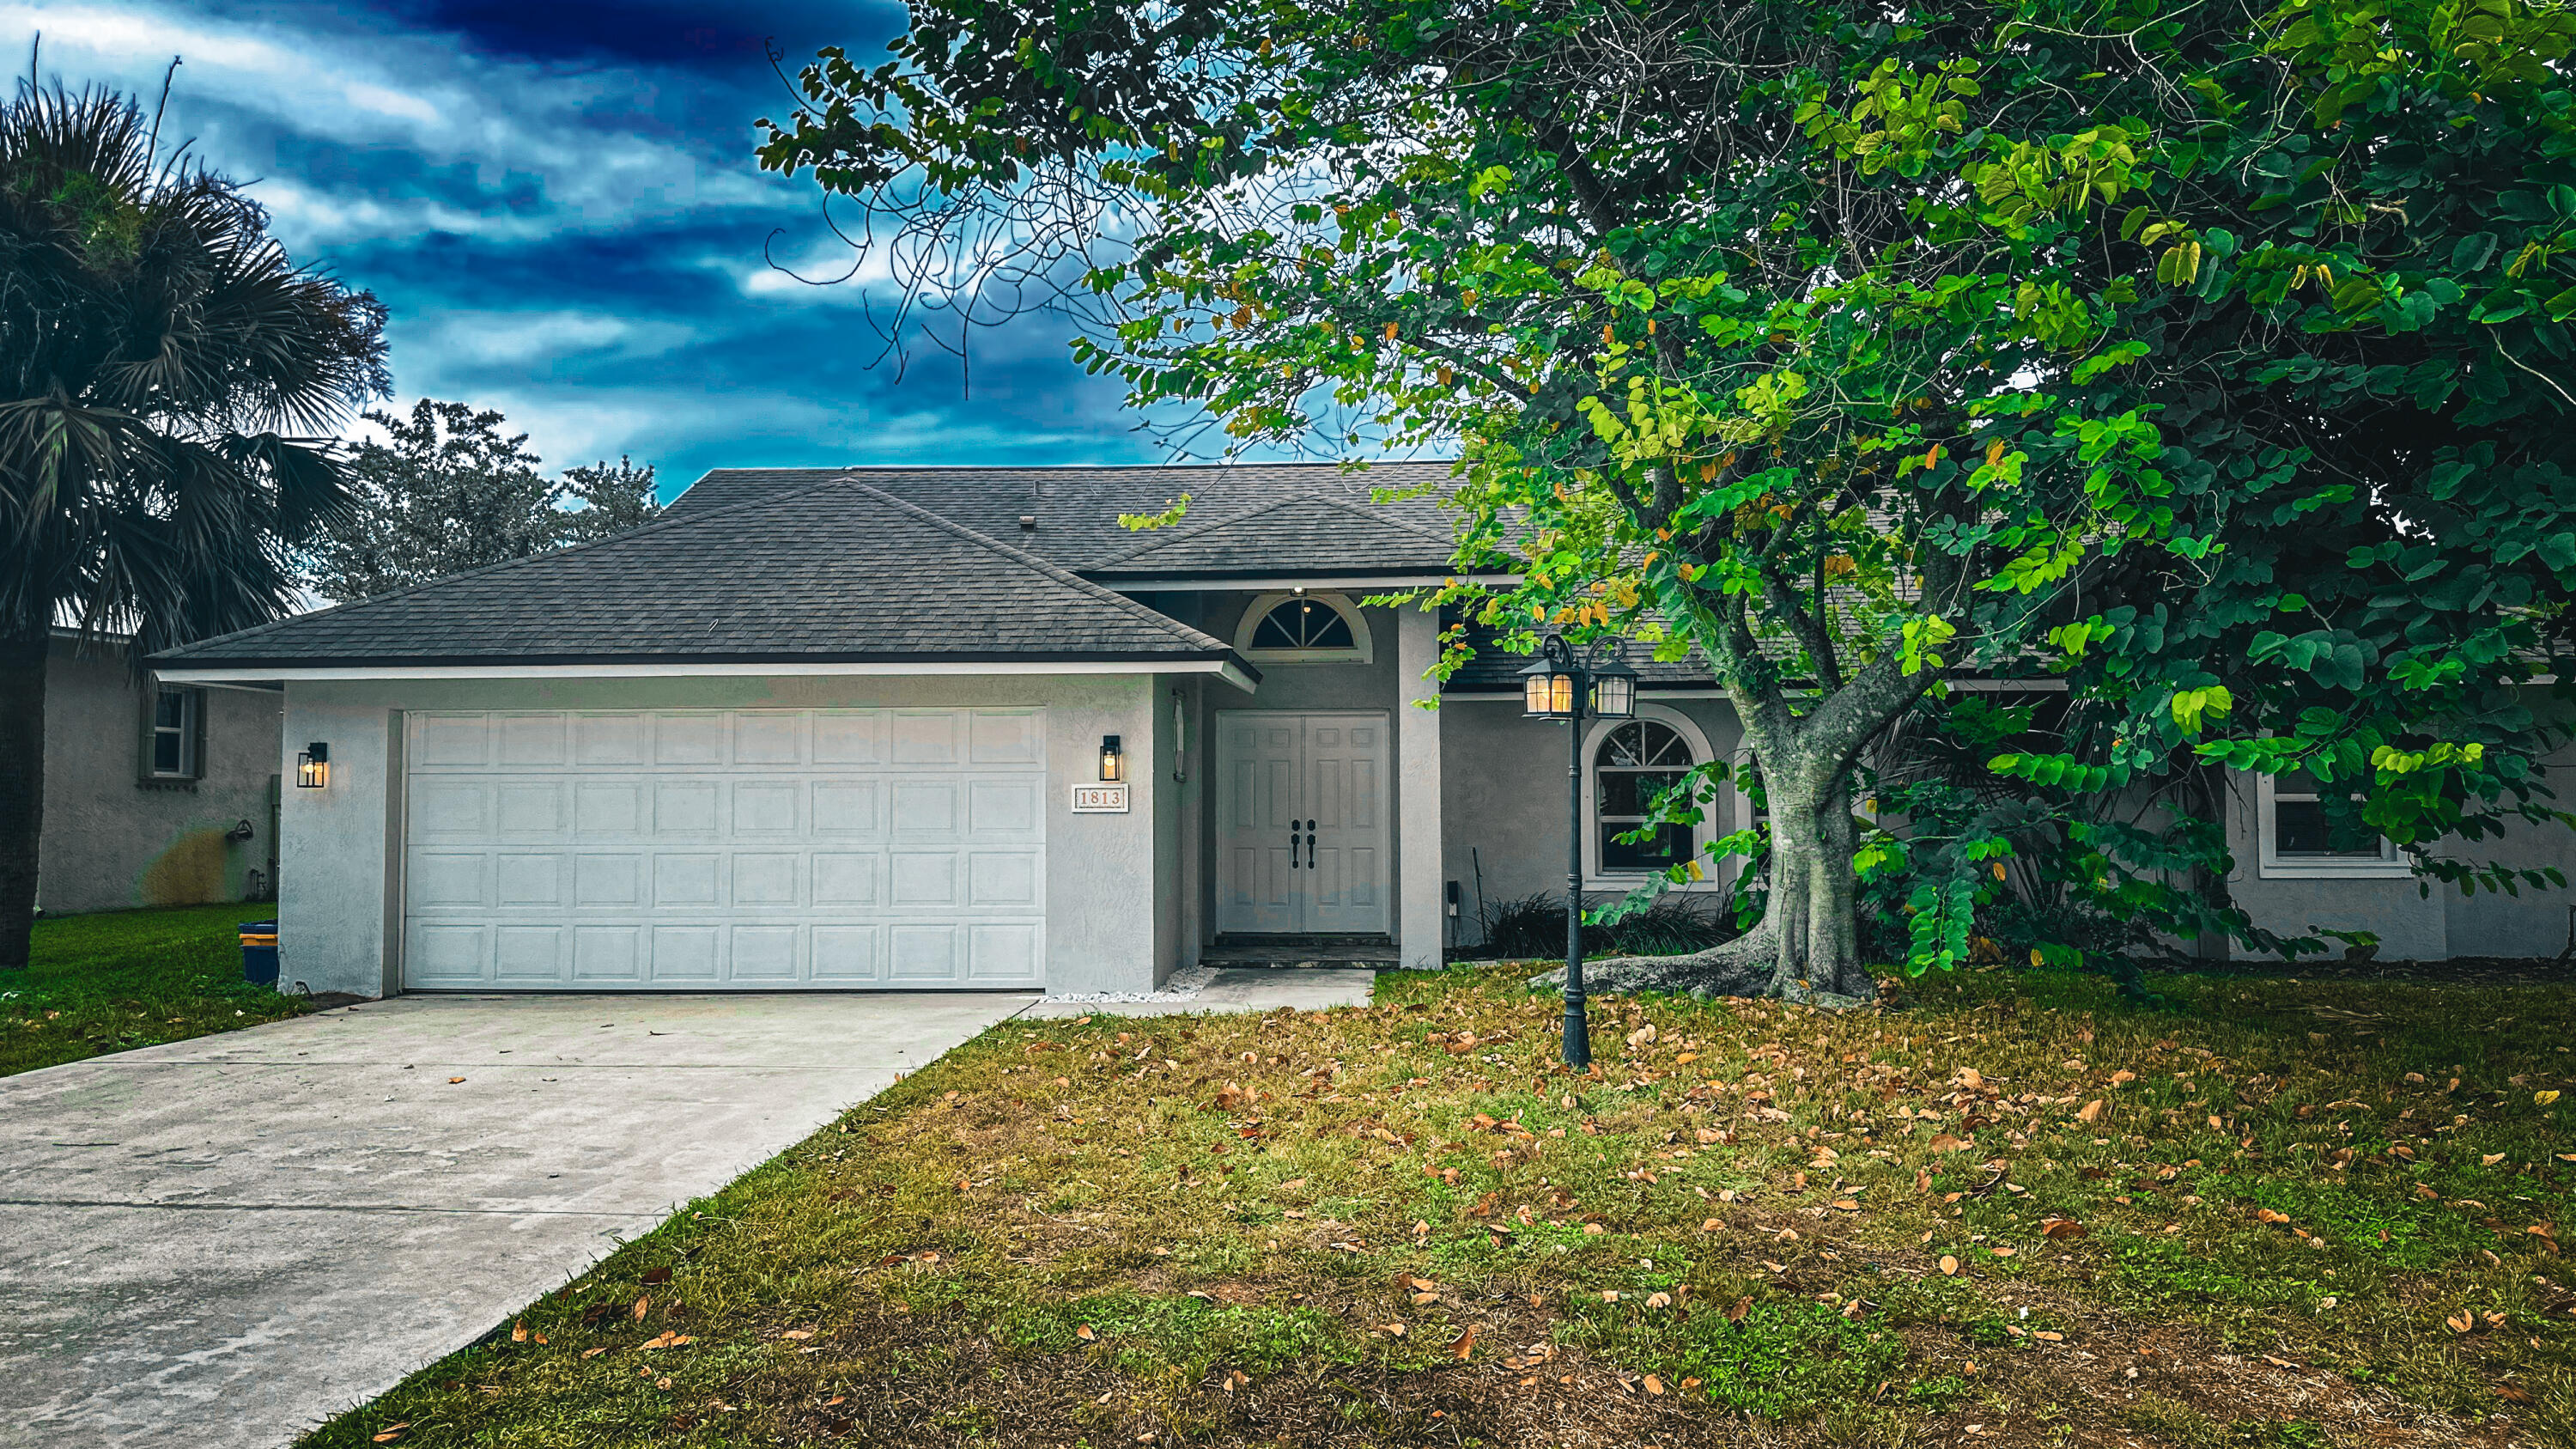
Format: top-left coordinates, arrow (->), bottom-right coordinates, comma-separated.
189,688 -> 207,781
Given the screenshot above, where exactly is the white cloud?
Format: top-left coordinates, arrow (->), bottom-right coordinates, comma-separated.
4,2 -> 779,248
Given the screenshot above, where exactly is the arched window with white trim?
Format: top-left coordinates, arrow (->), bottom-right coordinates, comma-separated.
1232,592 -> 1374,665
1582,704 -> 1720,885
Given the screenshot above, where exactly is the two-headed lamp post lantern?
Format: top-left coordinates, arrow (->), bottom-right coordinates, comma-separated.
1516,635 -> 1639,1069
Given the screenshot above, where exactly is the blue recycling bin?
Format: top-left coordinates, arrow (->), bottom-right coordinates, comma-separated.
239,921 -> 278,986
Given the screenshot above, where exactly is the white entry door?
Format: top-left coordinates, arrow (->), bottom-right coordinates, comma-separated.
399,708 -> 1046,990
1214,711 -> 1388,935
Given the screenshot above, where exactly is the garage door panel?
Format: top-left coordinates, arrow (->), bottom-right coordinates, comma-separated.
654,782 -> 720,836
410,852 -> 489,909
969,710 -> 1041,764
574,854 -> 644,907
887,924 -> 959,984
572,713 -> 647,765
653,854 -> 721,906
969,852 -> 1039,907
649,926 -> 720,982
495,854 -> 565,906
890,781 -> 959,833
813,711 -> 885,764
890,853 -> 959,905
572,927 -> 641,980
405,709 -> 1044,991
969,923 -> 1041,983
415,715 -> 492,767
498,712 -> 567,765
731,927 -> 801,980
495,926 -> 568,983
410,780 -> 489,837
495,782 -> 565,835
732,712 -> 806,764
574,781 -> 643,836
813,854 -> 878,905
814,781 -> 881,835
653,713 -> 726,764
811,926 -> 879,982
732,854 -> 800,906
732,782 -> 801,834
409,924 -> 489,984
891,711 -> 963,764
969,779 -> 1040,836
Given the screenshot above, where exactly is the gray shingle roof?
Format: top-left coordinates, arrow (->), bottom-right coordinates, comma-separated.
155,480 -> 1242,669
1087,492 -> 1461,578
666,461 -> 1471,575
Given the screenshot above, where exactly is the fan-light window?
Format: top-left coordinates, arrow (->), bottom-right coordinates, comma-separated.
1251,598 -> 1355,651
1595,721 -> 1695,871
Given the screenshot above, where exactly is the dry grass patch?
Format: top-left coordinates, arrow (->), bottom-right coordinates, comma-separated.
305,964 -> 2576,1448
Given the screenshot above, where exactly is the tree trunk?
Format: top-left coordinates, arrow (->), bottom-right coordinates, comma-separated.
1529,766 -> 1876,1005
0,623 -> 46,971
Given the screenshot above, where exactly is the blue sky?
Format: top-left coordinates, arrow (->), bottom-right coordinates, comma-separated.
8,0 -> 1163,498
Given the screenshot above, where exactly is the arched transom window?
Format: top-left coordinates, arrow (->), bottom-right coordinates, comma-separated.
1232,591 -> 1373,664
1252,597 -> 1353,650
1595,720 -> 1697,871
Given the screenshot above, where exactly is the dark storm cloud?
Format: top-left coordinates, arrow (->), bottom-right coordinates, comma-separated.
8,0 -> 1159,496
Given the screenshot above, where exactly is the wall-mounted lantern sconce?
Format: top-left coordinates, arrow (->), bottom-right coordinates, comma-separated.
1099,734 -> 1125,782
295,741 -> 331,788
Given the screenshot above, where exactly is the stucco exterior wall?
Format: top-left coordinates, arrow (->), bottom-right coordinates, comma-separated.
276,673 -> 1161,999
39,638 -> 281,916
1440,693 -> 1745,948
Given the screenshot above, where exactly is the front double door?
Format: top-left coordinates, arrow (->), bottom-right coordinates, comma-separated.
1214,711 -> 1389,935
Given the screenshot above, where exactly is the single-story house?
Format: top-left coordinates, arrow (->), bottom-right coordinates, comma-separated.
40,629 -> 282,916
149,463 -> 2576,996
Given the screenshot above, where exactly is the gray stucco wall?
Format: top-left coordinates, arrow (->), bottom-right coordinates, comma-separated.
1440,693 -> 1745,949
39,637 -> 280,916
2221,743 -> 2576,961
276,673 -> 1161,999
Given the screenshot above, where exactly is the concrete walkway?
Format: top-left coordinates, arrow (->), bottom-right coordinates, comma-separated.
0,992 -> 1033,1449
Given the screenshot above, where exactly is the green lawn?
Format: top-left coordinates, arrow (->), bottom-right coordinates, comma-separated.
303,964 -> 2576,1448
2,903 -> 310,1076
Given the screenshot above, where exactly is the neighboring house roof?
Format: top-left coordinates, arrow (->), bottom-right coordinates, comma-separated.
152,480 -> 1243,670
665,461 -> 1476,576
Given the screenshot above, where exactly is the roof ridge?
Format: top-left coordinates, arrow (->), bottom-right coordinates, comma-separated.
1088,490 -> 1457,569
828,478 -> 1235,654
150,476 -> 866,661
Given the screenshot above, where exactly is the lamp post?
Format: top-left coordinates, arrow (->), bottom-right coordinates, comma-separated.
1517,634 -> 1638,1069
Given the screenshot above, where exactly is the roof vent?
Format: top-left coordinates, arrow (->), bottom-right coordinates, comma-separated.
1018,514 -> 1038,532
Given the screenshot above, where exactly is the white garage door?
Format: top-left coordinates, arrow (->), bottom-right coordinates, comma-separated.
399,709 -> 1046,990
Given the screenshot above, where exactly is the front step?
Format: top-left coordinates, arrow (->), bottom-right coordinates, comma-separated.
1203,935 -> 1397,970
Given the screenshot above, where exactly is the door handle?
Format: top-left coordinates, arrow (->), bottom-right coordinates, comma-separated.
1289,825 -> 1303,868
1305,819 -> 1317,869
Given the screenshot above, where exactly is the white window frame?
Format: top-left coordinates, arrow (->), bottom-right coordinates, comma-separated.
2254,770 -> 2409,879
147,685 -> 202,781
1232,591 -> 1374,666
1582,703 -> 1723,891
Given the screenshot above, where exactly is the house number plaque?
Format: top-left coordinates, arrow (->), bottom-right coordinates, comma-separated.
1070,783 -> 1130,813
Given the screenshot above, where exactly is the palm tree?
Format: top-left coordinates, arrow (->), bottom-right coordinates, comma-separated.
0,72 -> 388,969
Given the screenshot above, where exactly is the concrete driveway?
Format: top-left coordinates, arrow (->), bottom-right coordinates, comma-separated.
0,991 -> 1036,1449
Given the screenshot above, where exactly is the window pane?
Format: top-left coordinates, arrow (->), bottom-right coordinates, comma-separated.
153,731 -> 182,774
1640,722 -> 1692,766
1251,612 -> 1300,649
155,688 -> 186,729
2275,800 -> 2379,858
1602,823 -> 1688,871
